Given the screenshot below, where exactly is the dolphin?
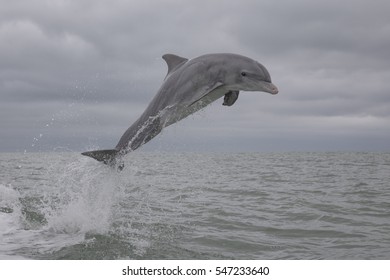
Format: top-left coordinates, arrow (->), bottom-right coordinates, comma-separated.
82,53 -> 278,167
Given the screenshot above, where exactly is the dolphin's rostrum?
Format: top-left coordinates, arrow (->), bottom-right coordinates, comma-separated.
82,53 -> 278,167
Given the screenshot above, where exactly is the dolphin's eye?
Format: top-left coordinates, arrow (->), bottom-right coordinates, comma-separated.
241,72 -> 247,77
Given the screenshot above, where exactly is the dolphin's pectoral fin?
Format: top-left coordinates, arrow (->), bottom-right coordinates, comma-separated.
188,82 -> 224,107
222,91 -> 240,106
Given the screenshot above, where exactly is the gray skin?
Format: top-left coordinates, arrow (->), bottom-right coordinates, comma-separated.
82,53 -> 278,167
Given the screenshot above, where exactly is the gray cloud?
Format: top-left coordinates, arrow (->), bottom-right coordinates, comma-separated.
1,0 -> 389,152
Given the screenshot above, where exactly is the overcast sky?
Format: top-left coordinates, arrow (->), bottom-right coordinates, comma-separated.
1,0 -> 389,153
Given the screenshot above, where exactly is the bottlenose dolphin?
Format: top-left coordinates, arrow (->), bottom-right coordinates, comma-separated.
82,53 -> 278,166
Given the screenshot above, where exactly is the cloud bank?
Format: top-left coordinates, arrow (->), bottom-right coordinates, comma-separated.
1,0 -> 389,152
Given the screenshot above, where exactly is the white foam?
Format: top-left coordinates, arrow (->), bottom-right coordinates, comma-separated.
0,184 -> 22,234
0,184 -> 26,258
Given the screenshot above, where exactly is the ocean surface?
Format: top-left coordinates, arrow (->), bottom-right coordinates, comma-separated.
0,152 -> 389,259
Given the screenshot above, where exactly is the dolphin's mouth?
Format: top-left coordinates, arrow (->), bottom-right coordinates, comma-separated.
262,82 -> 279,95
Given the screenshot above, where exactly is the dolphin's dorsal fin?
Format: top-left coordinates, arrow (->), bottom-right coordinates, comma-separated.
162,54 -> 188,76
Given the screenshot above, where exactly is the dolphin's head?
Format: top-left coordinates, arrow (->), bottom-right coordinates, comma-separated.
225,56 -> 278,95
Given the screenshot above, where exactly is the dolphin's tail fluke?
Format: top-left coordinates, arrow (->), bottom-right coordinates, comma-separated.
81,149 -> 120,166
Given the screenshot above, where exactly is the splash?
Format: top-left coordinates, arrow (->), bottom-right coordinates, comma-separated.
41,156 -> 126,235
1,152 -> 188,259
37,154 -> 170,258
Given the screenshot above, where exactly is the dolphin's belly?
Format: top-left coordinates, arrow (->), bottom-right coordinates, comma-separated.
163,87 -> 226,127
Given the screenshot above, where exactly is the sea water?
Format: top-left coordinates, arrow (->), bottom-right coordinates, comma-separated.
0,152 -> 389,259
